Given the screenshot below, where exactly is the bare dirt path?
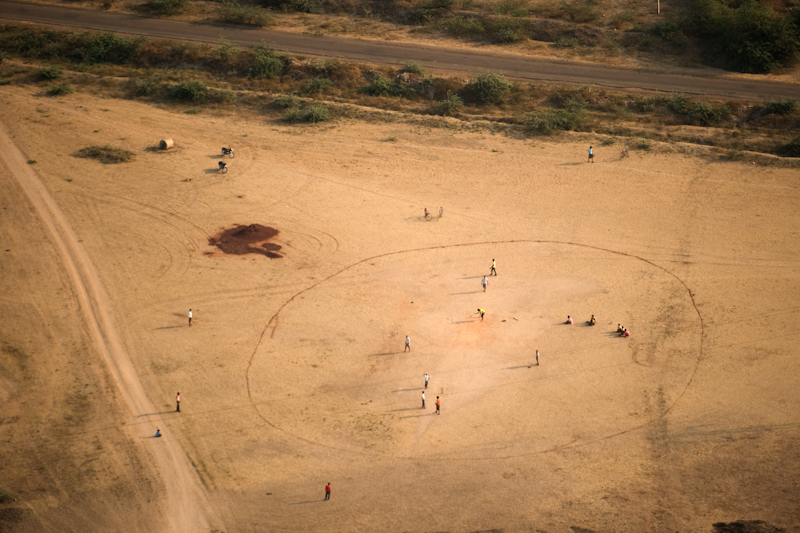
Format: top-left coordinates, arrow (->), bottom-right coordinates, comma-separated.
0,119 -> 220,532
1,0 -> 798,100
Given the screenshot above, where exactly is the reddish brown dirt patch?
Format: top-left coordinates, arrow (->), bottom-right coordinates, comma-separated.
209,224 -> 283,258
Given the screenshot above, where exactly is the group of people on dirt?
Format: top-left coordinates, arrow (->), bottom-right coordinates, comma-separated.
564,314 -> 629,337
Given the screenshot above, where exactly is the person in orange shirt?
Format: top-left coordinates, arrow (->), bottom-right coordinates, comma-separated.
435,396 -> 441,415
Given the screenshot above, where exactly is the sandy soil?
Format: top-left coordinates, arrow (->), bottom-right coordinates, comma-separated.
0,86 -> 799,532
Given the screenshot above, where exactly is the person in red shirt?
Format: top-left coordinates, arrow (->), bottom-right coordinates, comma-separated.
620,328 -> 630,338
325,483 -> 331,501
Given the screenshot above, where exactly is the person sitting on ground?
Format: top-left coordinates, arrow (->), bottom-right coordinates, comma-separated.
589,315 -> 596,325
155,429 -> 161,438
566,316 -> 573,324
617,324 -> 624,334
620,328 -> 630,338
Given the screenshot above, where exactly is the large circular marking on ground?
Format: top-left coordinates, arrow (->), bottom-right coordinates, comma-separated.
246,241 -> 703,460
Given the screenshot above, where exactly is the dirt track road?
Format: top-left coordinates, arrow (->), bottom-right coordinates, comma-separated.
1,0 -> 798,100
0,119 -> 219,533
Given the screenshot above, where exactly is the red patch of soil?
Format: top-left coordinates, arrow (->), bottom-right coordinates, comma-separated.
209,224 -> 283,258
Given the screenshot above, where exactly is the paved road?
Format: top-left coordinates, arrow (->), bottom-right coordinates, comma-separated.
2,1 -> 798,100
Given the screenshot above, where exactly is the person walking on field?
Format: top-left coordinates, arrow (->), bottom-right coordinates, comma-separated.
421,390 -> 426,409
588,146 -> 594,163
176,392 -> 180,413
482,276 -> 488,292
404,335 -> 410,352
490,259 -> 497,276
478,308 -> 486,321
424,373 -> 429,388
188,309 -> 192,327
436,396 -> 441,415
325,483 -> 331,501
536,350 -> 539,366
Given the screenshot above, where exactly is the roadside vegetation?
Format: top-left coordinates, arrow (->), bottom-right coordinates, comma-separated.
81,0 -> 800,74
0,25 -> 798,161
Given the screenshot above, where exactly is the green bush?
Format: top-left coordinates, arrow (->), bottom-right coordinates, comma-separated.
38,65 -> 63,80
169,80 -> 208,102
248,46 -> 284,79
283,106 -> 304,123
217,1 -> 275,26
48,83 -> 74,95
521,108 -> 583,134
493,27 -> 521,44
304,104 -> 329,123
0,488 -> 14,504
435,90 -> 463,116
469,70 -> 512,105
400,62 -> 425,76
69,32 -> 143,64
683,0 -> 799,73
666,92 -> 689,114
553,37 -> 579,48
362,74 -> 394,96
301,76 -> 333,94
687,102 -> 729,125
273,93 -> 300,108
439,16 -> 485,37
764,98 -> 797,116
129,77 -> 157,96
143,0 -> 188,14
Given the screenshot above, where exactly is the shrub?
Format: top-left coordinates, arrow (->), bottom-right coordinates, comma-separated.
261,0 -> 317,13
283,104 -> 330,123
778,135 -> 800,157
764,98 -> 797,116
129,77 -> 157,96
0,488 -> 14,504
248,46 -> 284,79
283,106 -> 304,123
143,0 -> 188,14
169,80 -> 208,102
469,70 -> 512,105
400,62 -> 425,76
435,90 -> 463,116
439,16 -> 485,37
521,108 -> 583,134
362,74 -> 394,96
217,1 -> 275,26
48,83 -> 74,95
493,27 -> 521,44
38,65 -> 62,80
687,102 -> 729,125
553,37 -> 579,48
666,92 -> 689,114
74,145 -> 134,164
632,96 -> 657,112
69,32 -> 143,64
304,104 -> 329,123
683,0 -> 799,73
301,76 -> 333,95
559,0 -> 600,23
272,93 -> 300,108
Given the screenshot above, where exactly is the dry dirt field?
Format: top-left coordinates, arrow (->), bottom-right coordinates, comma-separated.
0,85 -> 799,532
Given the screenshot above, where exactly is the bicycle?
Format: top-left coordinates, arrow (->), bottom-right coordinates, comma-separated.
424,208 -> 432,221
